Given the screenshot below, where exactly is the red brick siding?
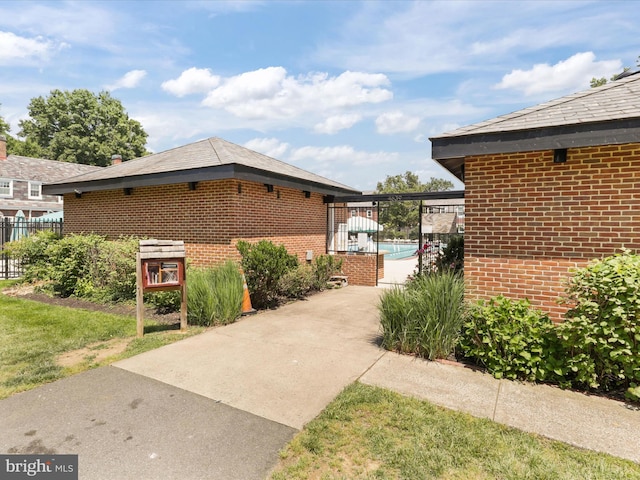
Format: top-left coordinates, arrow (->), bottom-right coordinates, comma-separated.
64,179 -> 327,265
336,253 -> 384,286
465,143 -> 640,320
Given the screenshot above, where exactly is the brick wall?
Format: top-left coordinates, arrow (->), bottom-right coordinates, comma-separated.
64,179 -> 327,265
336,253 -> 384,286
465,143 -> 640,320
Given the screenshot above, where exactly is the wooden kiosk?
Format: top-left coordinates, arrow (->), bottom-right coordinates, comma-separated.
136,239 -> 187,337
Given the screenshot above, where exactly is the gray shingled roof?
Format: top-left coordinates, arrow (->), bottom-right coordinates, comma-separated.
44,137 -> 360,196
430,72 -> 640,181
434,71 -> 640,139
1,155 -> 101,182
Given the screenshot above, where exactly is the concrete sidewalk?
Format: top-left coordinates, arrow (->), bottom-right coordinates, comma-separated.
361,352 -> 640,463
115,286 -> 385,430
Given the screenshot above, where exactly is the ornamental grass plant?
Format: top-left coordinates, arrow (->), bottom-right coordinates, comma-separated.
379,271 -> 465,360
187,261 -> 244,326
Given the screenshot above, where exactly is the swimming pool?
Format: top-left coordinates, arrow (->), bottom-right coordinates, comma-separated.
378,242 -> 419,260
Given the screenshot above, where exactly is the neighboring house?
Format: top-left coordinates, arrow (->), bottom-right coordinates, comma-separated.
43,137 -> 364,279
348,192 -> 378,222
422,198 -> 465,234
0,135 -> 101,219
430,71 -> 640,320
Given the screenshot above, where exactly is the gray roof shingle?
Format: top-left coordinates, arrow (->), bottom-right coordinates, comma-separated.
433,71 -> 640,139
1,155 -> 101,182
45,137 -> 359,195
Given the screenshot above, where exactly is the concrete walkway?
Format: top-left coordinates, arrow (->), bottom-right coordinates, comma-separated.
1,285 -> 639,480
115,286 -> 385,430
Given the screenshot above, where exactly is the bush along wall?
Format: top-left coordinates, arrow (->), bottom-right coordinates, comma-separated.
458,250 -> 640,402
5,232 -> 139,302
237,240 -> 343,310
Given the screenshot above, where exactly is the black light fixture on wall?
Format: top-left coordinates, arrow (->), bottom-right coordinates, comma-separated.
265,184 -> 274,193
553,148 -> 568,163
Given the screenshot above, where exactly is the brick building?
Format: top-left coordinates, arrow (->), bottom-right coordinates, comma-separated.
431,72 -> 640,320
43,137 -> 361,274
0,135 -> 100,219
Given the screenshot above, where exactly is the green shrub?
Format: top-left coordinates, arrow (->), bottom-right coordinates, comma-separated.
236,240 -> 299,309
43,233 -> 106,297
276,254 -> 345,300
379,271 -> 465,360
187,261 -> 243,326
277,264 -> 316,300
3,230 -> 61,282
146,290 -> 181,313
88,236 -> 139,302
458,296 -> 556,382
435,234 -> 464,273
558,250 -> 640,392
6,233 -> 139,302
312,254 -> 343,289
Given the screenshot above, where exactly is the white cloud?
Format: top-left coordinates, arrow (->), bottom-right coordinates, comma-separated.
0,3 -> 120,50
375,111 -> 421,134
0,31 -> 62,65
106,70 -> 147,91
312,1 -> 637,79
201,67 -> 392,120
314,114 -> 362,134
162,67 -> 221,97
288,144 -> 398,168
244,137 -> 290,159
495,52 -> 622,96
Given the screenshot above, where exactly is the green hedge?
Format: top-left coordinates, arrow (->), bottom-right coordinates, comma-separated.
459,250 -> 640,401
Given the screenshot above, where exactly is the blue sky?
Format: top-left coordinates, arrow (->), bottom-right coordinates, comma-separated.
0,1 -> 638,192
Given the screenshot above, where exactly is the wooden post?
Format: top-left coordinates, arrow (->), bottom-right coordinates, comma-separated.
136,252 -> 145,338
180,282 -> 187,332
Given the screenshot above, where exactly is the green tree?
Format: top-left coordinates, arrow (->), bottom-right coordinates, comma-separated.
18,89 -> 148,166
375,172 -> 453,238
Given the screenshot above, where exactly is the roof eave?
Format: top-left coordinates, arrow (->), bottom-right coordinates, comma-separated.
431,118 -> 640,182
431,118 -> 640,160
42,164 -> 360,197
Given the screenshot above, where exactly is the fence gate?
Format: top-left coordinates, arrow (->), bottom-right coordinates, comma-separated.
0,218 -> 63,279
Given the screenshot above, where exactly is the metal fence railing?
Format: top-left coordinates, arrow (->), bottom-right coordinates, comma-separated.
327,202 -> 464,283
0,218 -> 63,279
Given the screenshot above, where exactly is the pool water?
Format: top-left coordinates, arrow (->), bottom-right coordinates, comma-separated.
378,242 -> 419,260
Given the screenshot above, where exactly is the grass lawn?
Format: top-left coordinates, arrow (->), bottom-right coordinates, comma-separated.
269,382 -> 640,480
0,282 -> 204,399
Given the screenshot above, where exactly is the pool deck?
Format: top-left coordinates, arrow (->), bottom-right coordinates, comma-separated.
378,257 -> 417,286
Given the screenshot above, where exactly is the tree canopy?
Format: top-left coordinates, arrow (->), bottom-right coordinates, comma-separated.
17,89 -> 148,165
375,171 -> 454,238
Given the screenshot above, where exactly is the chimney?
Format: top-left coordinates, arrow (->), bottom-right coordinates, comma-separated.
0,135 -> 7,161
111,154 -> 122,165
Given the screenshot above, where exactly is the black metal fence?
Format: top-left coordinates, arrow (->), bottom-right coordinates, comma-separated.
327,200 -> 464,282
0,218 -> 63,279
